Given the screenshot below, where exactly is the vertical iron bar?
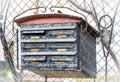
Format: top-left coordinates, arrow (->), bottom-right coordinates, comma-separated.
16,29 -> 19,69
105,57 -> 108,82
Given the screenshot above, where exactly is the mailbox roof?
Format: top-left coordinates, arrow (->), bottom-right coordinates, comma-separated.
14,14 -> 83,25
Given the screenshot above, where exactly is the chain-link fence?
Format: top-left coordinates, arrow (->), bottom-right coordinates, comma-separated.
0,0 -> 120,82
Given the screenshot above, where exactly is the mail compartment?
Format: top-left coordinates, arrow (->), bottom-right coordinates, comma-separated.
21,43 -> 46,52
22,61 -> 77,69
21,30 -> 46,40
48,43 -> 76,52
50,56 -> 75,62
48,29 -> 76,39
21,55 -> 46,61
21,42 -> 77,55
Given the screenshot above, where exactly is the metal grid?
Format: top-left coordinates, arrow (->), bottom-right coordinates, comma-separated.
0,0 -> 120,82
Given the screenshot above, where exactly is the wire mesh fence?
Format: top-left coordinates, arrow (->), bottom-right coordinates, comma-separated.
0,0 -> 120,82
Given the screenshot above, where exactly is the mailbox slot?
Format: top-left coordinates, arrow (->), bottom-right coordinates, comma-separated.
22,56 -> 46,61
50,56 -> 75,62
21,30 -> 46,40
48,29 -> 76,39
21,43 -> 46,52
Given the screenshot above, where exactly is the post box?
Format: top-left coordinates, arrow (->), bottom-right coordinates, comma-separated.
15,14 -> 99,78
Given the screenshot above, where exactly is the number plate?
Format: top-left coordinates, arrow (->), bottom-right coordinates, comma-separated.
31,36 -> 40,39
57,34 -> 67,39
57,48 -> 67,52
30,49 -> 39,52
55,62 -> 65,65
31,61 -> 40,64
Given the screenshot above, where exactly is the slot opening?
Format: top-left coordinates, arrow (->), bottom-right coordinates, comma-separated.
22,30 -> 45,35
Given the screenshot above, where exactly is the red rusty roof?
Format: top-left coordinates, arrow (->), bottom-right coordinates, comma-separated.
14,14 -> 84,25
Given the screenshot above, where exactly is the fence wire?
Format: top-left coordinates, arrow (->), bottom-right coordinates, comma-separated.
0,0 -> 120,82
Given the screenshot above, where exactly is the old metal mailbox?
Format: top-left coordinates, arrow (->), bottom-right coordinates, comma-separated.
15,14 -> 99,78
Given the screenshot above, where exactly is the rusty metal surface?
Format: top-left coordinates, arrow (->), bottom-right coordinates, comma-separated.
14,14 -> 82,25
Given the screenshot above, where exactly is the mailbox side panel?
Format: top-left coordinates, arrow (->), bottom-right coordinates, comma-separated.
80,28 -> 96,77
